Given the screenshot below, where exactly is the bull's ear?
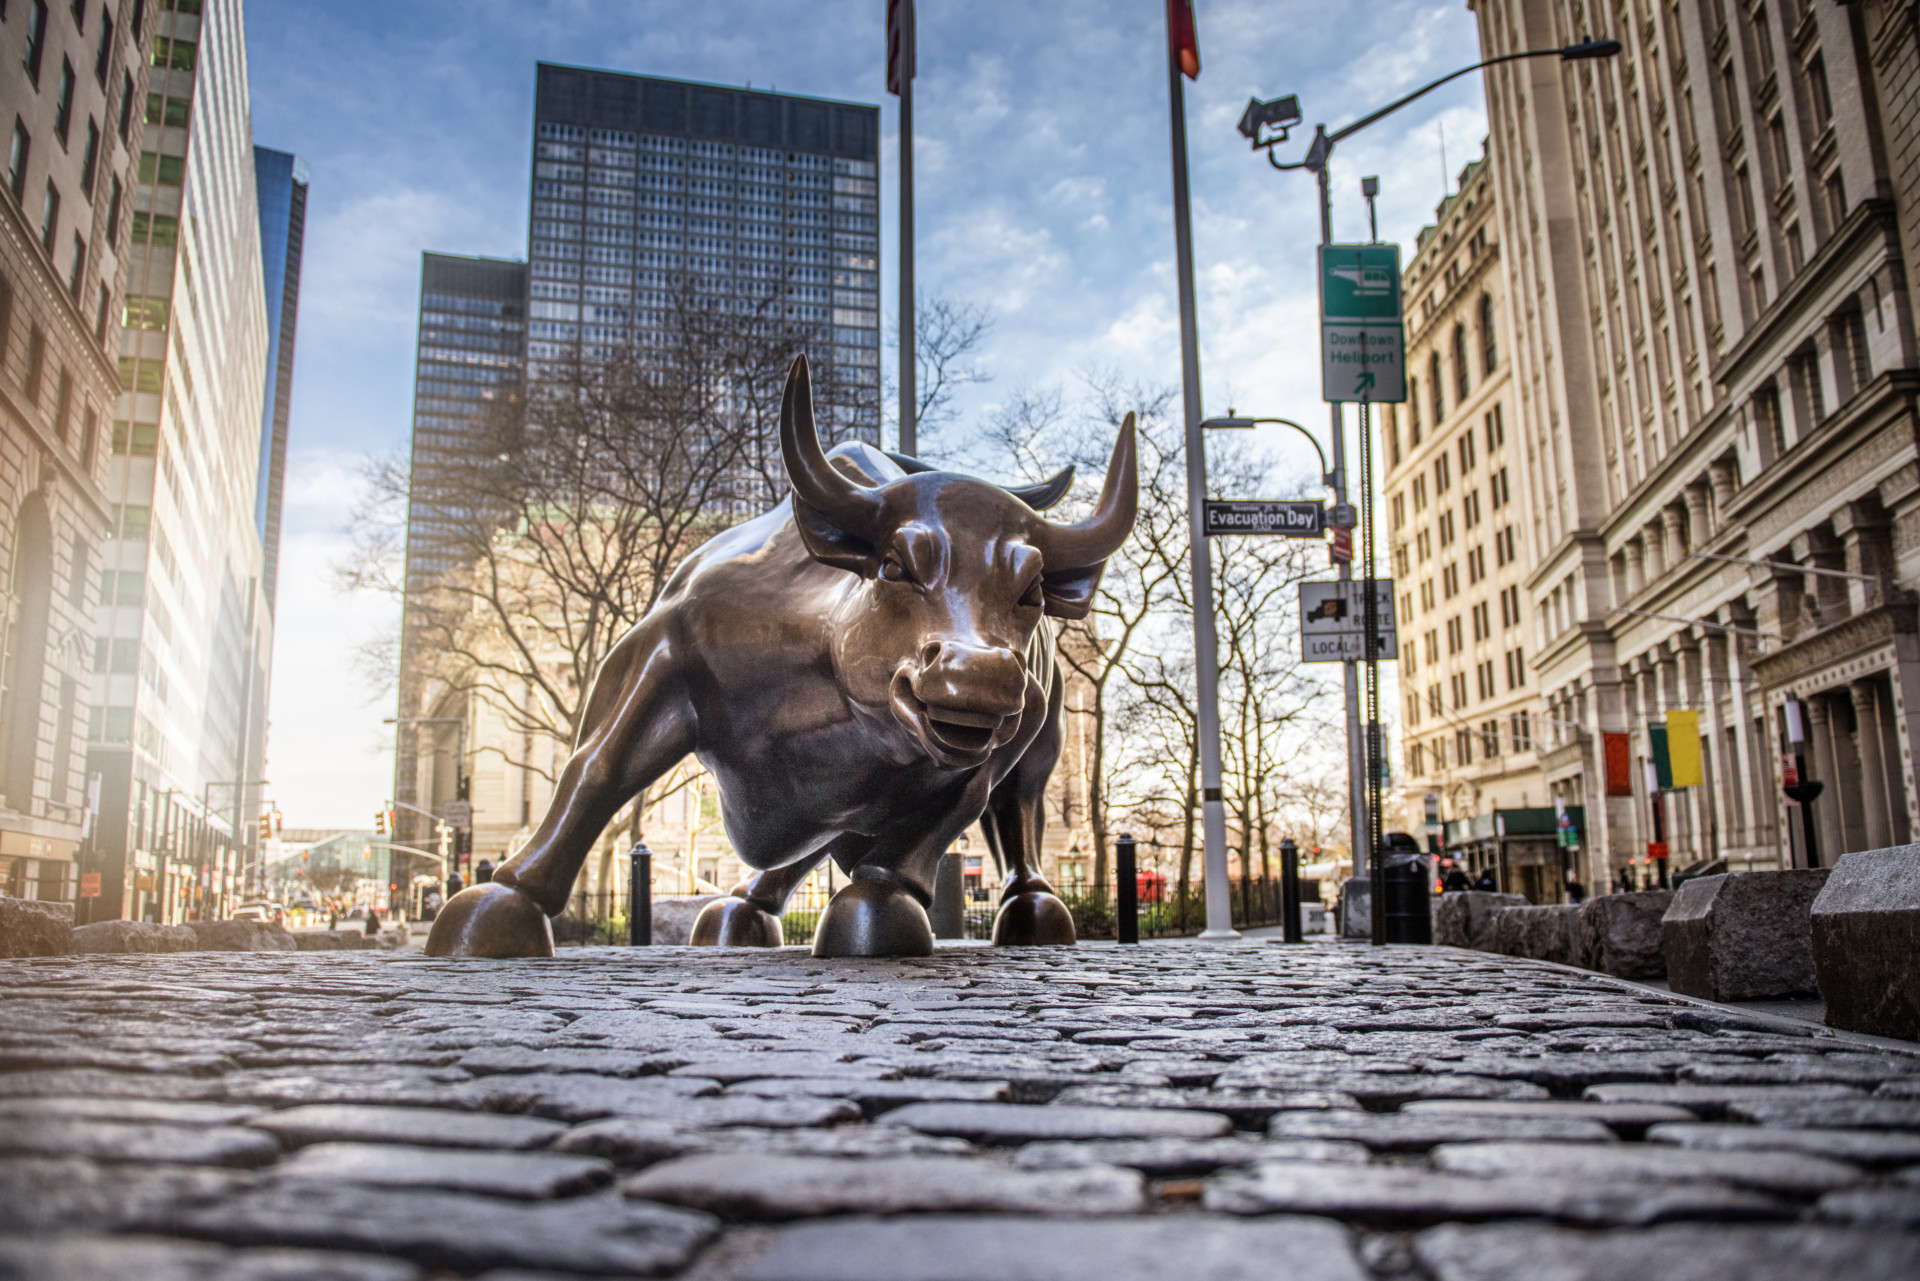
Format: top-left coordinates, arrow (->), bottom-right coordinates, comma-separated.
1040,561 -> 1108,619
793,499 -> 882,576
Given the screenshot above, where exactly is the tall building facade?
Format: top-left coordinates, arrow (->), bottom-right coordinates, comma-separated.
252,145 -> 305,615
87,0 -> 271,922
524,63 -> 881,437
1472,0 -> 1920,887
1384,147 -> 1552,893
394,67 -> 883,873
0,0 -> 149,903
392,252 -> 525,856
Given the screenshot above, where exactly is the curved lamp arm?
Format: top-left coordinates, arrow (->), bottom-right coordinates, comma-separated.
1201,415 -> 1330,483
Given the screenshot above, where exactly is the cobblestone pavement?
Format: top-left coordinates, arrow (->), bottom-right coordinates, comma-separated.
2,940 -> 1920,1280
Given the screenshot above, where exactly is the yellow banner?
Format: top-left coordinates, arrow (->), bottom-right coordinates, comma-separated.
1667,710 -> 1703,787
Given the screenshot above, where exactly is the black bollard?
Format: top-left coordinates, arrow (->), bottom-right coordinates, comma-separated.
1115,832 -> 1138,944
629,843 -> 652,946
1280,837 -> 1303,944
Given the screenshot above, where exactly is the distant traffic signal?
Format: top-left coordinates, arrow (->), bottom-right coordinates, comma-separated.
374,809 -> 387,836
257,815 -> 273,841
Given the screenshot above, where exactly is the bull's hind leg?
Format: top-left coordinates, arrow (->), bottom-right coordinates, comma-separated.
980,678 -> 1075,946
427,621 -> 695,958
691,849 -> 829,947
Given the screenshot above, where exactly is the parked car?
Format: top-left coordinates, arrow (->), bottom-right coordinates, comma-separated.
230,901 -> 283,925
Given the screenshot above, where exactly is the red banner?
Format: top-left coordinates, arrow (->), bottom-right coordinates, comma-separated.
1168,1 -> 1201,79
1603,732 -> 1633,797
79,873 -> 101,898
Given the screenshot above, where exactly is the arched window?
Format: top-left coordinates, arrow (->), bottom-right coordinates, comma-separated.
1480,293 -> 1498,373
1453,325 -> 1470,403
1385,406 -> 1401,467
1429,353 -> 1445,421
1408,377 -> 1422,445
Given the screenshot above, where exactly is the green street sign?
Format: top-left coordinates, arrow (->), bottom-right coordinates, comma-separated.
1319,244 -> 1406,404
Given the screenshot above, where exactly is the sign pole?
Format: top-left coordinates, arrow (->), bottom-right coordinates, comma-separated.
1166,13 -> 1236,941
888,0 -> 916,456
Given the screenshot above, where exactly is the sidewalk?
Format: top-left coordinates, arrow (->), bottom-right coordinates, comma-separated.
1,941 -> 1917,1278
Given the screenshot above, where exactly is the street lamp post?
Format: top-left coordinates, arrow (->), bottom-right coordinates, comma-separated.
1236,35 -> 1621,935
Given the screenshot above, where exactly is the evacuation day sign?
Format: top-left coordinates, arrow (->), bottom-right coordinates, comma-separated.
1319,244 -> 1407,404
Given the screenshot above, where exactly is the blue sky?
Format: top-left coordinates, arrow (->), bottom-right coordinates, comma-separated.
251,0 -> 1487,826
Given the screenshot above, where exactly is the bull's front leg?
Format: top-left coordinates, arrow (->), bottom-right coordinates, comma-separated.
978,671 -> 1075,945
812,800 -> 984,958
427,620 -> 696,958
690,845 -> 833,948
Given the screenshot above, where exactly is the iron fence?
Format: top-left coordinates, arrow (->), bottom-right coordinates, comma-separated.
553,874 -> 1306,946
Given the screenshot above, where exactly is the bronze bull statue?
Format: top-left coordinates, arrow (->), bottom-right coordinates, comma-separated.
426,355 -> 1136,958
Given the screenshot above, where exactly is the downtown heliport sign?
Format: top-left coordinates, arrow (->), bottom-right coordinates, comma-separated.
1319,244 -> 1407,404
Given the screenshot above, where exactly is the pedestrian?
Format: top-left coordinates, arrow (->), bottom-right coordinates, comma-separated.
1442,865 -> 1472,893
475,859 -> 494,884
1474,867 -> 1498,892
1567,878 -> 1587,904
327,907 -> 338,931
364,911 -> 380,937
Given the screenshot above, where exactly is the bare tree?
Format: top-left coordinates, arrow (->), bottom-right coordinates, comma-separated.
886,292 -> 994,456
338,280 -> 873,788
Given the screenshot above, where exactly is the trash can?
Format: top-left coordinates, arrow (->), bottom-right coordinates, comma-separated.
1379,840 -> 1432,945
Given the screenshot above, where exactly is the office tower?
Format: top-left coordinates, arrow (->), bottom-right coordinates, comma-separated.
1471,0 -> 1920,886
526,63 -> 882,444
0,0 -> 149,905
1383,145 -> 1554,895
87,0 -> 271,923
391,252 -> 526,855
252,145 -> 306,615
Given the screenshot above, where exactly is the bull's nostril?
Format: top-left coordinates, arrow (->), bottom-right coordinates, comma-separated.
920,642 -> 943,669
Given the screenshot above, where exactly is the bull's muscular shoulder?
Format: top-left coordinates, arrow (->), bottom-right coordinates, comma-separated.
659,501 -> 855,638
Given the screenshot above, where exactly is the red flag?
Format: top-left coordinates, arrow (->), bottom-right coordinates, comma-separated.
1603,732 -> 1634,797
886,0 -> 915,96
1168,0 -> 1200,79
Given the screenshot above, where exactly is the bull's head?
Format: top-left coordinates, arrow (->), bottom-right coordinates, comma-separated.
780,355 -> 1136,768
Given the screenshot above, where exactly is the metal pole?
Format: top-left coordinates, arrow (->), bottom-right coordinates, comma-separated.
1168,19 -> 1237,941
629,843 -> 652,945
1116,832 -> 1138,944
1313,145 -> 1367,924
897,34 -> 916,457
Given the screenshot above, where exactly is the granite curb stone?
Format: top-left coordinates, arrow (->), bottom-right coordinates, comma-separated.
0,899 -> 73,957
1811,846 -> 1920,1040
1663,869 -> 1829,1001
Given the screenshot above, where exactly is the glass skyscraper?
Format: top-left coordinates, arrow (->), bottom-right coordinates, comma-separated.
252,145 -> 307,616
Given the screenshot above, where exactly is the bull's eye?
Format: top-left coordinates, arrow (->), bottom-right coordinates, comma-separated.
1019,576 -> 1044,607
879,556 -> 913,584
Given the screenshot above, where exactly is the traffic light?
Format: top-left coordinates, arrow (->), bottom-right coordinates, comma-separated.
257,815 -> 273,841
374,808 -> 387,836
273,810 -> 284,835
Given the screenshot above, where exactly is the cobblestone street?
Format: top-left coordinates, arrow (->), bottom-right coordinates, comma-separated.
2,940 -> 1919,1279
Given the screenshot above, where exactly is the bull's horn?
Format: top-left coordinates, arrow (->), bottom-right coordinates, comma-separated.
780,354 -> 883,535
1034,413 -> 1137,568
1005,466 -> 1075,512
882,451 -> 1075,511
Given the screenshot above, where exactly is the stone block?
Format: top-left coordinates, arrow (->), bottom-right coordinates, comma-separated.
186,920 -> 298,952
1662,870 -> 1829,1001
651,894 -> 724,946
735,1214 -> 1368,1281
1415,1223 -> 1920,1281
292,931 -> 377,951
1810,845 -> 1920,1040
69,920 -> 199,953
1427,1139 -> 1862,1195
246,1104 -> 564,1150
878,1101 -> 1231,1143
1266,1110 -> 1617,1151
1577,890 -> 1673,978
1338,876 -> 1370,939
1486,904 -> 1582,965
1433,892 -> 1527,950
273,1142 -> 612,1200
0,896 -> 72,956
622,1153 -> 1145,1218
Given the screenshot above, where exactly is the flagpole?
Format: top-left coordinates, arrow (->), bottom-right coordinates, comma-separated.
1166,6 -> 1236,941
897,8 -> 916,456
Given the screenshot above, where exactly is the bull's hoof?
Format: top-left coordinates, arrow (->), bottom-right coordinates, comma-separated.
812,878 -> 933,958
992,890 -> 1077,946
424,883 -> 555,958
691,895 -> 785,947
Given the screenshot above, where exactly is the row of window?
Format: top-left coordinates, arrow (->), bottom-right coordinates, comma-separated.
1404,647 -> 1529,730
1406,713 -> 1536,776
